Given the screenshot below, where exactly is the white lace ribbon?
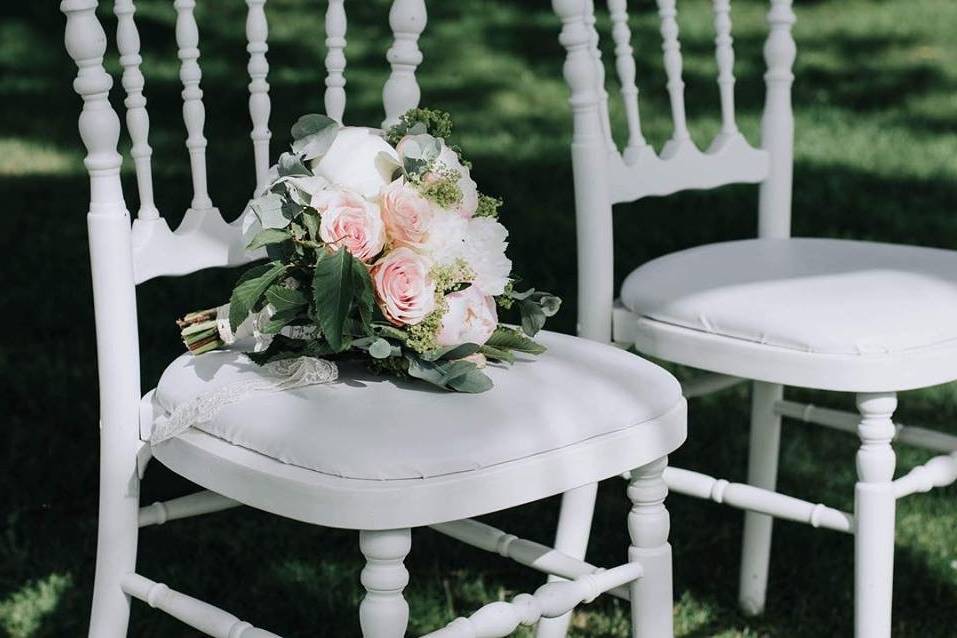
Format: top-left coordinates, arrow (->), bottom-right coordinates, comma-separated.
150,356 -> 339,444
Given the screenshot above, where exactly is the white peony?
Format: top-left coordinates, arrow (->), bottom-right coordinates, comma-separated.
310,127 -> 400,199
462,217 -> 511,295
421,211 -> 469,266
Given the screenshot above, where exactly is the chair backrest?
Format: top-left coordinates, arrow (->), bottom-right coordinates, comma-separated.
552,0 -> 796,341
60,0 -> 428,447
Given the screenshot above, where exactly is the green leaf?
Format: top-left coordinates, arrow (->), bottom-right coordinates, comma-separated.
446,368 -> 493,393
228,261 -> 287,331
265,285 -> 307,312
250,192 -> 291,229
540,294 -> 562,317
301,210 -> 320,240
247,228 -> 292,251
291,114 -> 339,160
312,249 -> 355,352
478,344 -> 515,363
352,259 -> 375,335
517,299 -> 547,337
485,326 -> 547,355
259,309 -> 300,334
422,342 -> 481,362
277,152 -> 310,178
368,338 -> 394,359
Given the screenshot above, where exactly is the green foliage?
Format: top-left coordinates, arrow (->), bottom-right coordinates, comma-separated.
386,107 -> 455,145
228,261 -> 287,330
247,228 -> 292,251
485,326 -> 546,355
290,113 -> 339,160
312,249 -> 356,352
406,354 -> 493,393
475,193 -> 503,219
419,171 -> 463,209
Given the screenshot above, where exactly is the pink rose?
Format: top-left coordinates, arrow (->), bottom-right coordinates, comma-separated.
313,189 -> 386,263
372,247 -> 436,326
436,285 -> 498,346
380,179 -> 434,246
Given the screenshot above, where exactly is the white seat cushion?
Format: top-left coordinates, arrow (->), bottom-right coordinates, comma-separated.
151,331 -> 682,481
621,238 -> 957,357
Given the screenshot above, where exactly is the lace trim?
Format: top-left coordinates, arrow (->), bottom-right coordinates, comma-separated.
150,356 -> 338,444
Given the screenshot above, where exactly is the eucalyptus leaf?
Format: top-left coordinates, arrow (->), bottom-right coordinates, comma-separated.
368,338 -> 394,359
250,192 -> 290,229
540,294 -> 562,317
277,152 -> 310,178
517,299 -> 547,337
312,249 -> 355,352
478,344 -> 515,363
291,114 -> 339,160
228,261 -> 287,330
446,368 -> 493,393
485,326 -> 547,355
246,228 -> 292,251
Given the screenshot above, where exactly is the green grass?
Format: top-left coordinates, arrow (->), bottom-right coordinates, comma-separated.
2,0 -> 956,635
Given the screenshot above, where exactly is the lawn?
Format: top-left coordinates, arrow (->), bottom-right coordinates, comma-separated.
1,0 -> 956,636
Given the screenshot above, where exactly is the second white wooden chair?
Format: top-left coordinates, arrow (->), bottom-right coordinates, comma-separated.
542,1 -> 957,637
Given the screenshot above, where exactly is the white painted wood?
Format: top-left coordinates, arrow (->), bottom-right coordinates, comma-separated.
607,0 -> 648,163
122,573 -> 280,637
149,400 -> 685,531
893,452 -> 957,498
775,400 -> 957,454
175,0 -> 213,211
553,0 -> 614,342
324,0 -> 347,123
246,0 -> 272,195
613,303 -> 957,393
382,0 -> 426,128
629,456 -> 673,638
655,0 -> 691,158
679,372 -> 744,398
710,0 -> 739,149
584,0 -> 615,151
430,518 -> 630,601
359,529 -> 411,638
607,136 -> 768,204
738,381 -> 782,616
663,467 -> 854,534
113,0 -> 158,220
854,393 -> 897,638
62,3 -> 142,636
131,210 -> 263,284
535,482 -> 598,638
138,490 -> 240,527
423,562 -> 644,638
757,0 -> 796,239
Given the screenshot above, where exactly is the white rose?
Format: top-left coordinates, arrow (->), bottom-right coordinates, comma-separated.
310,127 -> 400,199
463,217 -> 511,295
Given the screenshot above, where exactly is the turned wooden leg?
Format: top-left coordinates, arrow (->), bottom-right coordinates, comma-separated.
535,482 -> 598,638
854,392 -> 897,638
739,381 -> 783,616
359,529 -> 411,638
629,456 -> 673,638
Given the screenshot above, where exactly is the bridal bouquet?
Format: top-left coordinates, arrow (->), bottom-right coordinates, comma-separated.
178,109 -> 560,393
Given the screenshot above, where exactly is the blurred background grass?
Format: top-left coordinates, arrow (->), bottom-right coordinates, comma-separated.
1,0 -> 956,635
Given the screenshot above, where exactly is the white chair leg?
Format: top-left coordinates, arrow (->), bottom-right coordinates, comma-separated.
359,529 -> 411,638
854,392 -> 897,638
88,451 -> 141,637
535,482 -> 599,638
738,381 -> 783,615
629,456 -> 674,638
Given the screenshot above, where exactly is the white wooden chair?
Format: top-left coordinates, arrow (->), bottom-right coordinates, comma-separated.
544,0 -> 957,637
61,0 -> 690,636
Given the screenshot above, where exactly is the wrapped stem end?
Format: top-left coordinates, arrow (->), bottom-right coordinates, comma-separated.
178,308 -> 225,355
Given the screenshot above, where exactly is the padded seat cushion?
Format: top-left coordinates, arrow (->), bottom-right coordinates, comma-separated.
621,238 -> 957,356
151,331 -> 681,481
